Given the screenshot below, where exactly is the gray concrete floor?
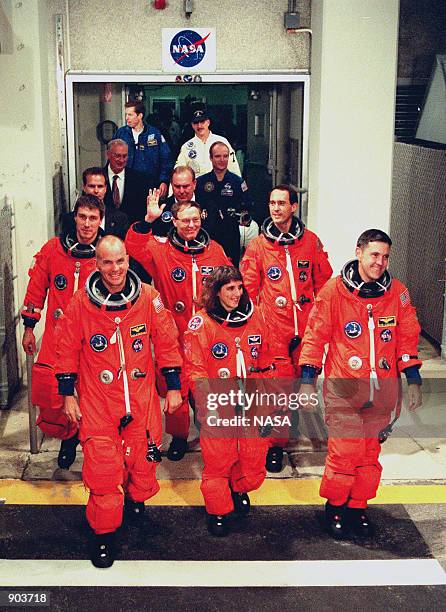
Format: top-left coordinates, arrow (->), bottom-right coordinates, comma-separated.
0,336 -> 445,484
0,336 -> 445,604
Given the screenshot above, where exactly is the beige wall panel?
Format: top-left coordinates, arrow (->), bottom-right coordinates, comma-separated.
46,0 -> 67,172
0,0 -> 54,359
67,0 -> 310,72
309,0 -> 399,273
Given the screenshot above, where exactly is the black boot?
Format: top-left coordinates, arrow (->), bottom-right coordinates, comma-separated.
348,508 -> 375,538
57,433 -> 79,469
207,513 -> 229,537
90,532 -> 115,568
266,446 -> 284,473
231,490 -> 250,516
167,437 -> 188,461
325,502 -> 349,539
124,498 -> 145,527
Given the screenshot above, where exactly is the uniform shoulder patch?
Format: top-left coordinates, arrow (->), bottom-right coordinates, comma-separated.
400,289 -> 410,307
152,295 -> 165,313
188,315 -> 203,331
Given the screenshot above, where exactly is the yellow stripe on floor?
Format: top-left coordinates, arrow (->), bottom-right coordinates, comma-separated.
1,479 -> 445,505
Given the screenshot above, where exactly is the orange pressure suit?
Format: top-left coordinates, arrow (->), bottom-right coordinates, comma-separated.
240,217 -> 332,446
184,299 -> 272,515
126,222 -> 230,439
299,264 -> 421,508
21,233 -> 100,439
55,270 -> 182,533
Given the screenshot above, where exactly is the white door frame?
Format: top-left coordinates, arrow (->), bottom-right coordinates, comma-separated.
65,71 -> 310,209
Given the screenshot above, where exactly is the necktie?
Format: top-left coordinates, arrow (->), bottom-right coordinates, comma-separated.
112,175 -> 120,207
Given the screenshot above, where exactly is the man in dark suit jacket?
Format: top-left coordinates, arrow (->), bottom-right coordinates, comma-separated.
61,167 -> 129,240
60,166 -> 151,282
104,139 -> 150,225
149,165 -> 218,240
150,165 -> 196,237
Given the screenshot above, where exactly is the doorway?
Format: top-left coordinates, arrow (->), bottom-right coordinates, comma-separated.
67,74 -> 309,225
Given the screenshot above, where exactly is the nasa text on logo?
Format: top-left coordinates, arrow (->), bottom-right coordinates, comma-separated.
267,266 -> 282,281
344,321 -> 362,339
380,329 -> 392,343
132,338 -> 143,353
170,29 -> 210,69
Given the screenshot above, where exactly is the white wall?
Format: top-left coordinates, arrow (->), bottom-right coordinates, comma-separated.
0,0 -> 53,322
308,0 -> 399,274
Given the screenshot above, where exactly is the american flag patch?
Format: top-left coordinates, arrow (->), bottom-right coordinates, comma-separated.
153,295 -> 165,313
400,289 -> 410,307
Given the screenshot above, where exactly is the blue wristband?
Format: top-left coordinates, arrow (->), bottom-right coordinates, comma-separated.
133,221 -> 151,234
161,367 -> 181,391
301,364 -> 319,385
56,373 -> 77,395
403,365 -> 422,385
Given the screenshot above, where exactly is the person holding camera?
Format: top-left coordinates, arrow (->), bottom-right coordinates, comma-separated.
196,141 -> 254,267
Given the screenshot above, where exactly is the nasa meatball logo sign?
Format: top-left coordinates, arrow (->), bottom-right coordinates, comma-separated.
162,28 -> 216,72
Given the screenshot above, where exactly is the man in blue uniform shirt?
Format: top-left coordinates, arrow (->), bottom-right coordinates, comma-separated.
114,101 -> 172,198
196,142 -> 254,266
